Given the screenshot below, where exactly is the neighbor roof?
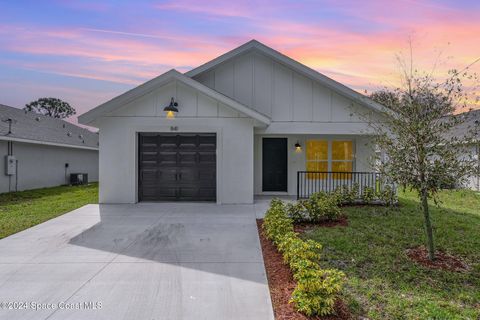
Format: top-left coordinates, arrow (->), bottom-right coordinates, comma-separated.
186,39 -> 387,114
78,69 -> 271,126
0,104 -> 98,150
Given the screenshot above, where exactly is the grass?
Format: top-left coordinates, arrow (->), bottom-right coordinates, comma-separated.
0,183 -> 98,239
304,189 -> 480,320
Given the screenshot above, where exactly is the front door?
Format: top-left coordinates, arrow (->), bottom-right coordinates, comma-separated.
138,133 -> 216,201
262,138 -> 288,192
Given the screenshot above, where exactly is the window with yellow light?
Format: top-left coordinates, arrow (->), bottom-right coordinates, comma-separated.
305,140 -> 354,180
306,140 -> 328,179
332,141 -> 353,179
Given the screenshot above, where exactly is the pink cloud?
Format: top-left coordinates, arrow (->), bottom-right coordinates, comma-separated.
1,0 -> 479,116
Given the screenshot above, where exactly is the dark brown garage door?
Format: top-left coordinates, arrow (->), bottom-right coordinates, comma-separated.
138,133 -> 216,201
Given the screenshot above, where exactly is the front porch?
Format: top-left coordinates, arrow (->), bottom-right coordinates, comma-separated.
253,134 -> 377,198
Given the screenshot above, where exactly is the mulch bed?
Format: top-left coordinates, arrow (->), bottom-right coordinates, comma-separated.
257,219 -> 351,320
405,246 -> 470,273
294,216 -> 349,233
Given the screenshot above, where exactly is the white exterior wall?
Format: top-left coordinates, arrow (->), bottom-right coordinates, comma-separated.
193,50 -> 375,128
0,140 -> 98,194
97,80 -> 255,204
464,144 -> 480,191
253,134 -> 375,195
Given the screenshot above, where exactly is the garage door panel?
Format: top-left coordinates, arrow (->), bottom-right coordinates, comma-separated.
139,133 -> 216,201
159,152 -> 177,165
198,152 -> 216,164
178,152 -> 196,165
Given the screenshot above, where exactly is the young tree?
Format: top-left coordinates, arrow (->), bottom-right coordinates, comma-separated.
367,64 -> 478,261
24,97 -> 76,119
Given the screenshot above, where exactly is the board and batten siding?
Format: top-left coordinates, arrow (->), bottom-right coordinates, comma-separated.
109,80 -> 248,120
193,50 -> 366,123
99,79 -> 255,204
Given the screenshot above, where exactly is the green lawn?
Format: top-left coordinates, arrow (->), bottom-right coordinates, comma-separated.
0,183 -> 98,239
305,189 -> 480,320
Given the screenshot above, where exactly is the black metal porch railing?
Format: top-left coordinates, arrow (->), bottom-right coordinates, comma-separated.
296,171 -> 386,200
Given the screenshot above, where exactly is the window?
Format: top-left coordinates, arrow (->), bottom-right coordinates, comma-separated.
306,140 -> 328,179
332,141 -> 353,179
306,140 -> 354,179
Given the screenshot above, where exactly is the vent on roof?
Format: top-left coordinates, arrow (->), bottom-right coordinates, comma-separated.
62,124 -> 66,128
79,134 -> 84,139
67,132 -> 72,137
35,117 -> 40,121
82,140 -> 85,144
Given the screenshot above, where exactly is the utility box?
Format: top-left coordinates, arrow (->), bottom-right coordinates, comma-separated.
70,173 -> 88,185
5,155 -> 16,175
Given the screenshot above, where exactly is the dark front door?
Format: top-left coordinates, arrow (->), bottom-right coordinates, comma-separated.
262,138 -> 288,192
138,133 -> 216,201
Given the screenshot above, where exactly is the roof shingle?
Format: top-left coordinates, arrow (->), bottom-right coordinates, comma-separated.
0,104 -> 98,149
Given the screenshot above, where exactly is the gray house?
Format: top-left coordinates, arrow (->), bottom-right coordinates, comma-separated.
0,104 -> 99,193
452,109 -> 480,191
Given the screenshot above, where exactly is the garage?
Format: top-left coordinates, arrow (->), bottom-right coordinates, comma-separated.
138,133 -> 216,201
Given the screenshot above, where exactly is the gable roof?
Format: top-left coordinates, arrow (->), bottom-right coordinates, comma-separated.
186,39 -> 387,114
78,69 -> 270,126
0,104 -> 98,150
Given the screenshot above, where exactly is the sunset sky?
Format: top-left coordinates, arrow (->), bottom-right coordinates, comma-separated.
1,0 -> 479,124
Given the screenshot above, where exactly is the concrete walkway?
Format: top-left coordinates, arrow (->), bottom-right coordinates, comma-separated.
0,203 -> 274,320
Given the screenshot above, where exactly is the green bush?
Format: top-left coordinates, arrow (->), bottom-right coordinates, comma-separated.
262,199 -> 345,316
336,183 -> 360,204
377,185 -> 397,206
291,268 -> 346,316
362,186 -> 375,204
349,183 -> 360,201
341,185 -> 355,203
285,202 -> 307,223
301,192 -> 341,222
263,199 -> 294,244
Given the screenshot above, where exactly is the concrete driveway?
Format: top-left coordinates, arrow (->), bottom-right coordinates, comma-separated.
0,203 -> 274,320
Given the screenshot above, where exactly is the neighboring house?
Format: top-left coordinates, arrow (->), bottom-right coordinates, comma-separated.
450,109 -> 480,191
79,40 -> 386,204
0,104 -> 99,193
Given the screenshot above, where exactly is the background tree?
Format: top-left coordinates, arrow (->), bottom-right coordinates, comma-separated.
24,97 -> 76,119
367,60 -> 479,261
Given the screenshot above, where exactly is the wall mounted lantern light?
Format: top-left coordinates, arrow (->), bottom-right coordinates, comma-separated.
164,97 -> 179,119
294,141 -> 302,153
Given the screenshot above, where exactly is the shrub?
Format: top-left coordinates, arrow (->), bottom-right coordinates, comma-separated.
262,199 -> 345,316
362,186 -> 375,204
285,202 -> 307,223
262,199 -> 293,244
301,192 -> 341,222
349,183 -> 360,201
332,187 -> 346,205
291,268 -> 346,316
378,185 -> 397,206
341,185 -> 355,203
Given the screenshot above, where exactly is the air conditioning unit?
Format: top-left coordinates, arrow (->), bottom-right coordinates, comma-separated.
70,173 -> 88,185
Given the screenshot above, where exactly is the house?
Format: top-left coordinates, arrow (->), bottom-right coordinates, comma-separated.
450,109 -> 480,191
0,104 -> 99,193
78,40 -> 386,204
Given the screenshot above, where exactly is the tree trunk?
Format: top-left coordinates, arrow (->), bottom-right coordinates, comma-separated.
421,189 -> 435,260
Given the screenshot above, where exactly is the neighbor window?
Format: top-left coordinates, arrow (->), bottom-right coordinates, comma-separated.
306,140 -> 354,179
